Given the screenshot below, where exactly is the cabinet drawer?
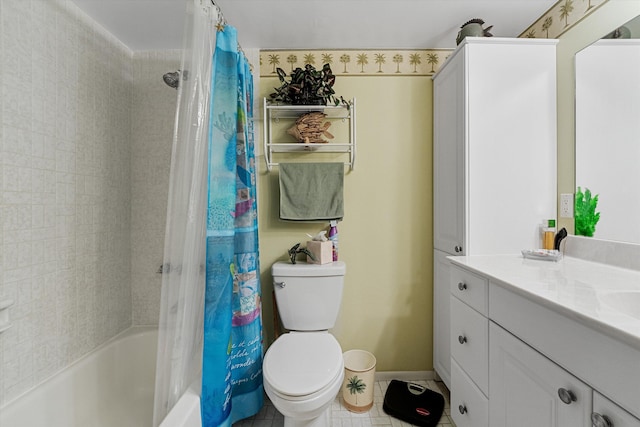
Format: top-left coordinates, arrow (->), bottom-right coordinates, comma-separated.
594,392 -> 640,427
451,359 -> 489,427
451,295 -> 489,394
450,265 -> 488,315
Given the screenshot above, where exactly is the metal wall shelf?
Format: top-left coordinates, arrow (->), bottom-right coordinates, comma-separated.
263,97 -> 356,171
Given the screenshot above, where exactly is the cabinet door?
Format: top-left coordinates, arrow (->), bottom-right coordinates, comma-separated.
433,53 -> 465,255
464,41 -> 557,254
593,392 -> 640,427
489,322 -> 592,427
433,250 -> 451,389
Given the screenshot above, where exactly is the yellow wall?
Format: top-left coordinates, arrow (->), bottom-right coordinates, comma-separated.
253,0 -> 640,373
257,76 -> 434,372
556,0 -> 640,232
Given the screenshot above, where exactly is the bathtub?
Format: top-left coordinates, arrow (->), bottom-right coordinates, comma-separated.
0,326 -> 202,427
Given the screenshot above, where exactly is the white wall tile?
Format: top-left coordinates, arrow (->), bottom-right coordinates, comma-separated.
130,50 -> 180,326
0,0 -> 134,406
0,0 -> 181,405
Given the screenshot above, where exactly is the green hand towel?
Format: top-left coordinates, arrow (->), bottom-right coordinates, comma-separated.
279,163 -> 344,221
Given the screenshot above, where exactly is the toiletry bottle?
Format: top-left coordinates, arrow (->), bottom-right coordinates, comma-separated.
543,219 -> 556,250
328,221 -> 338,261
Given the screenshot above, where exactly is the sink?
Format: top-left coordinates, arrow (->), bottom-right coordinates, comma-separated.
599,291 -> 640,320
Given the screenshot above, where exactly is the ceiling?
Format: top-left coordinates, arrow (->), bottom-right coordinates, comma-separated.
69,0 -> 556,52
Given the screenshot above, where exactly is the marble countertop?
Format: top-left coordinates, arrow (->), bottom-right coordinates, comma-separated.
449,254 -> 640,349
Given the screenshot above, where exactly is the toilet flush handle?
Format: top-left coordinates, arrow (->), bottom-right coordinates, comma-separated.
274,281 -> 286,288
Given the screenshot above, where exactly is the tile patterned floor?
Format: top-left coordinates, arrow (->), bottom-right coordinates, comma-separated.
234,380 -> 457,427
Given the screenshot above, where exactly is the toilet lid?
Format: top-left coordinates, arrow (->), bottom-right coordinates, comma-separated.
263,333 -> 343,397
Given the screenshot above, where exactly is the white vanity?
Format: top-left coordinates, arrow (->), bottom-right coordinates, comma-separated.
449,236 -> 640,427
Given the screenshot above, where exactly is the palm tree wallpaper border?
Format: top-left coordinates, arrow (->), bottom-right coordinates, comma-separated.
519,0 -> 609,39
259,49 -> 452,77
259,0 -> 611,77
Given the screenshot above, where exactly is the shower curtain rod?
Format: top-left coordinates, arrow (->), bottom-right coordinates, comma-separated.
209,0 -> 249,66
210,0 -> 225,25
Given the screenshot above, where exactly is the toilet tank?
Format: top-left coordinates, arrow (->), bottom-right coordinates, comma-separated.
272,261 -> 346,331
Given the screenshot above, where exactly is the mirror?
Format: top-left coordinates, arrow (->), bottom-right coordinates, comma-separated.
575,15 -> 640,243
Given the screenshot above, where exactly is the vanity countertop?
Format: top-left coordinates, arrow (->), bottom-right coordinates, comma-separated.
449,254 -> 640,349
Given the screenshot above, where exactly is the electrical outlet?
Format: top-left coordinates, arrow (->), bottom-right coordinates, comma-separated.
560,193 -> 574,218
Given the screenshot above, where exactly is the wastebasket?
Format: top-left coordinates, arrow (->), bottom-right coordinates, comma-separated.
342,349 -> 377,412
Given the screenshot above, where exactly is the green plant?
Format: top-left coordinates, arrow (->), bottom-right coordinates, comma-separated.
574,187 -> 600,237
269,63 -> 348,107
288,243 -> 316,264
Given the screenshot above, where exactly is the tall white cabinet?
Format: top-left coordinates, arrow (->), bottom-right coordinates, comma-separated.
432,37 -> 558,388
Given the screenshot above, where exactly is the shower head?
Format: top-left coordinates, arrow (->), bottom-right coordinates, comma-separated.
163,70 -> 181,89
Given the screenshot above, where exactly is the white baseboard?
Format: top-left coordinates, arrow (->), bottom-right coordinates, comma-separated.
374,371 -> 435,382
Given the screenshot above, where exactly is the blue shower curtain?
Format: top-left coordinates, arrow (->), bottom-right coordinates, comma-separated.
201,24 -> 263,427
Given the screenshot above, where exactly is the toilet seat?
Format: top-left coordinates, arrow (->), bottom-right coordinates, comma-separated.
263,332 -> 343,400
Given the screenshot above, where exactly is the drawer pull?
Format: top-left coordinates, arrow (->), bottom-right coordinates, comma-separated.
458,404 -> 467,415
557,388 -> 577,405
457,282 -> 467,291
454,245 -> 463,253
591,413 -> 613,427
458,335 -> 467,344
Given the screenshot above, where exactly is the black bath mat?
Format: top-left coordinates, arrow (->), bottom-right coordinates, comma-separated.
383,380 -> 444,427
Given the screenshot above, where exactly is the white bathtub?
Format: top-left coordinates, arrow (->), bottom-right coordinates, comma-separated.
0,326 -> 202,427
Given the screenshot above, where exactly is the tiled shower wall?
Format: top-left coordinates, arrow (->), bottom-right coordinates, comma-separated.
131,50 -> 180,325
0,0 -> 181,406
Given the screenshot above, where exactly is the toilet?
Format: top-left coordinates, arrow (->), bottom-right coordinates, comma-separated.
263,261 -> 346,427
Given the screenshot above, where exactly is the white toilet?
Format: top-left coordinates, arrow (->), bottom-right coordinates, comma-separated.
263,261 -> 346,427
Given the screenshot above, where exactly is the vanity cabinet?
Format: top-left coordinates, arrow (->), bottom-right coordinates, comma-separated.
432,37 -> 558,388
489,313 -> 640,427
450,266 -> 488,383
450,265 -> 489,427
489,322 -> 592,427
448,255 -> 640,427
